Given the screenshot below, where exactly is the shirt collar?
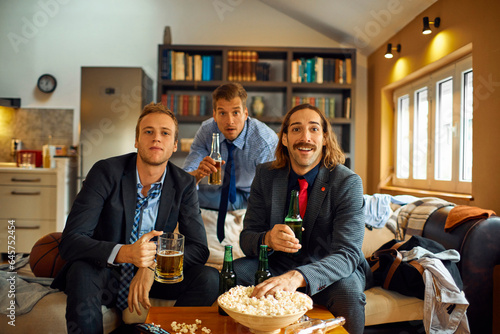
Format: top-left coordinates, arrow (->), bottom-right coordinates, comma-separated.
216,117 -> 249,150
136,165 -> 167,196
289,161 -> 321,188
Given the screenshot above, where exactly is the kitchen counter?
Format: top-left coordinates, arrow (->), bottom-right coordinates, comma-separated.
0,157 -> 77,253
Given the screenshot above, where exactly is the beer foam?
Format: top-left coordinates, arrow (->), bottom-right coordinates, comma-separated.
218,286 -> 312,316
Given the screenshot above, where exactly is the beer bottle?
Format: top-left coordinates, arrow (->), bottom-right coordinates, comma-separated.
218,245 -> 237,316
208,133 -> 222,185
284,317 -> 346,334
284,190 -> 303,250
255,245 -> 272,285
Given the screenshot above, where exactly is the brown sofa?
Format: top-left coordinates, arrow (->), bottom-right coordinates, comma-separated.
2,204 -> 499,333
363,206 -> 500,333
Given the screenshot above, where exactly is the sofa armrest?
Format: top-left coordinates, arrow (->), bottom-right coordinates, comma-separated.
423,207 -> 500,334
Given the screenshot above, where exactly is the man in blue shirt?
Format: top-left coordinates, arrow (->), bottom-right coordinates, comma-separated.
52,103 -> 219,334
183,83 -> 278,211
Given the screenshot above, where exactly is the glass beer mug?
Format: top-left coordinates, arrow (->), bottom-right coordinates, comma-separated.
155,232 -> 185,283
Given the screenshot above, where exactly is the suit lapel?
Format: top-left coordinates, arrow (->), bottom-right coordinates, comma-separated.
122,156 -> 138,244
271,168 -> 289,228
155,162 -> 175,232
303,166 -> 329,246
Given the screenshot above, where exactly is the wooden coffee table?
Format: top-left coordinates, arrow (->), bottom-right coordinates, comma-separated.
146,305 -> 348,334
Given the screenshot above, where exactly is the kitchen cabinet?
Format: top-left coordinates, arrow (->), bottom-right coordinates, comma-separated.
0,157 -> 76,254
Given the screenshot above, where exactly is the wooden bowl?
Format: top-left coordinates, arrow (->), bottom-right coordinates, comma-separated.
217,293 -> 312,334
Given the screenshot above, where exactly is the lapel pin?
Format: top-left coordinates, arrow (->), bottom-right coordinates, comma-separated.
321,187 -> 325,192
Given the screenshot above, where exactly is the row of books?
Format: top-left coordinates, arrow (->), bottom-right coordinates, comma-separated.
292,96 -> 351,119
227,50 -> 272,82
161,50 -> 222,81
291,57 -> 352,84
161,94 -> 210,116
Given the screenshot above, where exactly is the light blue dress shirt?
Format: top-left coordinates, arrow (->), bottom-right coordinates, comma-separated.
107,167 -> 166,265
183,117 -> 278,210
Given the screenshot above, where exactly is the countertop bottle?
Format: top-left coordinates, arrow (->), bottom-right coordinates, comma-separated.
218,245 -> 237,316
208,133 -> 222,185
284,317 -> 346,334
255,244 -> 272,285
284,190 -> 302,253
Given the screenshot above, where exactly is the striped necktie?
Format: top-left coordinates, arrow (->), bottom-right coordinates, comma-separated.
116,184 -> 161,311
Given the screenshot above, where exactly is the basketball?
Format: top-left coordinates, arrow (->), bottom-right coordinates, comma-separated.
29,232 -> 66,278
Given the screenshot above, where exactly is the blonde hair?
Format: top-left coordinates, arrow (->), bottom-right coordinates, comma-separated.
135,102 -> 178,141
271,104 -> 345,170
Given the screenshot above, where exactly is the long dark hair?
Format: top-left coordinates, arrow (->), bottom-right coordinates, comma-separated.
271,103 -> 345,170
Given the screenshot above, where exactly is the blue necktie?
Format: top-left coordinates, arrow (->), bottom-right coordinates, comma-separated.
217,142 -> 236,242
116,185 -> 161,311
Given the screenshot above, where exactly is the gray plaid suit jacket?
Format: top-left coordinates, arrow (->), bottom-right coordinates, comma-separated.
239,161 -> 367,296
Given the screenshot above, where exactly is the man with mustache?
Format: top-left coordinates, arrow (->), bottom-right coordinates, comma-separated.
52,103 -> 219,334
234,104 -> 371,334
183,83 -> 278,242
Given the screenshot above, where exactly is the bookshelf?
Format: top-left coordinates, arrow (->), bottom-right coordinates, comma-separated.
157,45 -> 356,168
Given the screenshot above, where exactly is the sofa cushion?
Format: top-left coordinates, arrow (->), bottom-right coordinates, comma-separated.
361,226 -> 397,258
365,287 -> 423,326
200,208 -> 246,270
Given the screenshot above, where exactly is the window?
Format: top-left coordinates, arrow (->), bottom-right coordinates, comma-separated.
393,56 -> 472,193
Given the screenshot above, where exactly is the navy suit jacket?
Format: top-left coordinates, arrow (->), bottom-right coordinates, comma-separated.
239,162 -> 366,296
53,153 -> 208,290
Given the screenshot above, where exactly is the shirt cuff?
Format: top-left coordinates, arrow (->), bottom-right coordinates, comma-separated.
107,244 -> 123,266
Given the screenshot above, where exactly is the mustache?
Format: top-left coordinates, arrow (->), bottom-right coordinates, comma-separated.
293,143 -> 316,150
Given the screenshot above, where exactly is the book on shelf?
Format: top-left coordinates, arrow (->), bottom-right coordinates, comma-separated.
344,97 -> 351,119
160,50 -> 221,81
227,50 -> 259,82
194,55 -> 202,81
174,52 -> 185,80
161,49 -> 171,80
199,95 -> 208,116
213,55 -> 222,81
161,93 -> 211,117
345,58 -> 352,84
228,50 -> 234,81
185,54 -> 193,81
315,56 -> 324,84
292,96 -> 337,118
255,62 -> 270,81
291,56 -> 351,84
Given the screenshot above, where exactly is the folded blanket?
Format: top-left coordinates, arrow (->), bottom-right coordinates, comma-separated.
444,205 -> 496,232
399,197 -> 455,240
0,254 -> 59,315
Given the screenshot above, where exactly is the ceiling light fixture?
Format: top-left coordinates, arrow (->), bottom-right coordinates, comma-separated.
422,16 -> 441,35
384,43 -> 401,59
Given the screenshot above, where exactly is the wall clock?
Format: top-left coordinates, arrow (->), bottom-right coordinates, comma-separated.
37,74 -> 57,93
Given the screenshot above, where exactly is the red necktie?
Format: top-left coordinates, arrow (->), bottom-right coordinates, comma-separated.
298,178 -> 308,218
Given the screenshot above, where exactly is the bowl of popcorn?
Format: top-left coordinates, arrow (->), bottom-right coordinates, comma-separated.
217,286 -> 313,334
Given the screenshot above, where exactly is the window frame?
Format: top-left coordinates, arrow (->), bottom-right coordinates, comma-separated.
392,56 -> 472,194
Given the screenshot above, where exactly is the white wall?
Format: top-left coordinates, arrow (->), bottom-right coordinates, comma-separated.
0,0 -> 368,185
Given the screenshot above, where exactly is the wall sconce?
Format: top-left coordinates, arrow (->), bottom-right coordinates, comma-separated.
384,43 -> 401,59
422,17 -> 440,35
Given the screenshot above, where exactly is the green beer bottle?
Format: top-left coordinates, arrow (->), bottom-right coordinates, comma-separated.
255,245 -> 272,285
284,190 -> 303,253
218,245 -> 237,316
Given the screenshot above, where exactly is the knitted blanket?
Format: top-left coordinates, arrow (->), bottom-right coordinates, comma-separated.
398,197 -> 455,240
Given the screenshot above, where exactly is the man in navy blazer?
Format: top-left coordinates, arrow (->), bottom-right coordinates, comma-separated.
235,104 -> 370,334
52,103 -> 219,334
